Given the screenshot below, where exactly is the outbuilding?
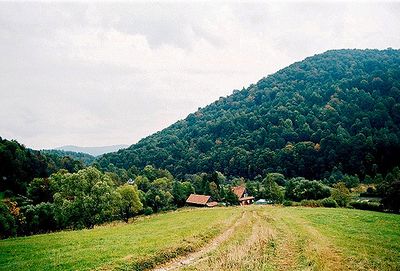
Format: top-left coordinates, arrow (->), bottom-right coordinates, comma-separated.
186,194 -> 218,207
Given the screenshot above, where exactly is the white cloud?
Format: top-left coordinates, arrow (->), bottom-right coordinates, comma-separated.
0,2 -> 399,149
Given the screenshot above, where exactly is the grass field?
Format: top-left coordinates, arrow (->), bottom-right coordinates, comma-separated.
0,206 -> 399,271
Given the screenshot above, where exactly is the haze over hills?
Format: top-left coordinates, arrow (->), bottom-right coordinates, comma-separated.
55,144 -> 129,156
98,49 -> 400,180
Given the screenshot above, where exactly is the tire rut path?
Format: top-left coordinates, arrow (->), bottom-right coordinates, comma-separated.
151,210 -> 247,271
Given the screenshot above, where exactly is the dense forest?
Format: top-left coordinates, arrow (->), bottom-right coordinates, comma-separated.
0,137 -> 86,196
98,49 -> 400,181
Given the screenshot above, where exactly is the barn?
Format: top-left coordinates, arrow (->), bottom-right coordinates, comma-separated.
186,194 -> 218,207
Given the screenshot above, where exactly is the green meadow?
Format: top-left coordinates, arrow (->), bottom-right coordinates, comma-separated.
1,206 -> 399,271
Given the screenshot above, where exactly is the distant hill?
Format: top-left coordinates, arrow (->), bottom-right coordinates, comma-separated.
55,145 -> 129,156
41,149 -> 95,165
98,49 -> 400,180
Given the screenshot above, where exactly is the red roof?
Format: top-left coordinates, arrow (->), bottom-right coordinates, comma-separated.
232,186 -> 246,198
186,194 -> 211,205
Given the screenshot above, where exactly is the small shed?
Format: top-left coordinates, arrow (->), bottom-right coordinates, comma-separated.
186,194 -> 217,207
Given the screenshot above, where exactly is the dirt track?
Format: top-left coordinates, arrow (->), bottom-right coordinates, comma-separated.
152,210 -> 248,271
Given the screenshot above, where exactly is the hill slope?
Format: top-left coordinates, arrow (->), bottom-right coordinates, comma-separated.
0,137 -> 85,195
98,49 -> 400,179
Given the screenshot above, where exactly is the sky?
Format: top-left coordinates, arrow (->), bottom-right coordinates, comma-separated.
1,1 -> 399,150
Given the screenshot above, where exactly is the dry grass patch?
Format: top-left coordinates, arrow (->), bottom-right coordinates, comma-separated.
183,208 -> 277,271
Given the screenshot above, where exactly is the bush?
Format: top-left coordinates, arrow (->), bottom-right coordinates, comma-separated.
320,198 -> 338,208
0,201 -> 17,238
360,186 -> 378,197
331,182 -> 351,207
349,201 -> 383,212
283,200 -> 293,206
143,207 -> 153,216
20,202 -> 58,235
300,200 -> 322,207
285,179 -> 331,201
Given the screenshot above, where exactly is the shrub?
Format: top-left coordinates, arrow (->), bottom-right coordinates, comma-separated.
285,179 -> 331,201
320,198 -> 338,208
300,200 -> 322,207
331,182 -> 351,207
343,175 -> 360,189
0,201 -> 17,238
349,201 -> 383,212
20,202 -> 57,235
144,207 -> 153,216
283,200 -> 293,206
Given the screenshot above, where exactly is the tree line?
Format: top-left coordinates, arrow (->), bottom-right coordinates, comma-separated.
1,156 -> 399,239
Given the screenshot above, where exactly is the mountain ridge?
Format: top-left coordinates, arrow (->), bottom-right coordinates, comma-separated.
98,49 -> 400,180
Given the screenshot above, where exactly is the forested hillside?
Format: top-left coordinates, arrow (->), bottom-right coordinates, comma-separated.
0,138 -> 85,195
98,49 -> 400,180
41,150 -> 95,165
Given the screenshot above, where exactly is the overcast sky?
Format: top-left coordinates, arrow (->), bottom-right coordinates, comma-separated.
1,1 -> 399,150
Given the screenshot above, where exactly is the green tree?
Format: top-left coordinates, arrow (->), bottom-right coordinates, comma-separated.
27,178 -> 53,204
331,182 -> 351,207
343,175 -> 360,189
115,184 -> 143,222
264,173 -> 286,186
135,176 -> 151,192
225,187 -> 239,205
379,167 -> 400,212
209,182 -> 221,201
51,167 -> 116,229
172,181 -> 194,207
262,176 -> 284,203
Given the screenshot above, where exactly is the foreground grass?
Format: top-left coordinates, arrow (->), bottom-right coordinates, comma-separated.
0,208 -> 241,271
1,206 -> 399,271
182,206 -> 400,271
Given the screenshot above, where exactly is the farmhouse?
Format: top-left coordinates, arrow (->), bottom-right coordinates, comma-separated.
232,186 -> 255,205
186,194 -> 218,207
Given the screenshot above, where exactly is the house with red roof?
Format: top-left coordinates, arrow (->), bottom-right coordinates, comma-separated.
232,186 -> 254,205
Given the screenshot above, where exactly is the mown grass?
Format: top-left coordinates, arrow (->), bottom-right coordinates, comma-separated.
0,207 -> 241,271
183,206 -> 400,271
294,207 -> 400,270
1,206 -> 399,271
